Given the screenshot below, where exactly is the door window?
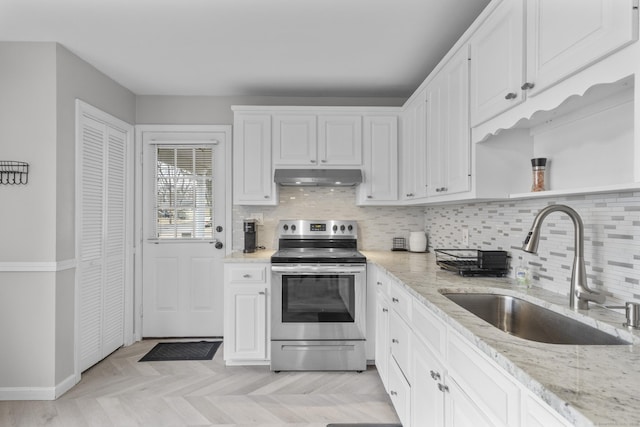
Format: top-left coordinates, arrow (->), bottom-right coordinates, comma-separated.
155,146 -> 213,239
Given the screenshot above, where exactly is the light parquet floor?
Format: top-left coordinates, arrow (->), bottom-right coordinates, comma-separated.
0,340 -> 400,427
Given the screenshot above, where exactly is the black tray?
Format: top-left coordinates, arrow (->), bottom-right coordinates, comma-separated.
435,249 -> 509,277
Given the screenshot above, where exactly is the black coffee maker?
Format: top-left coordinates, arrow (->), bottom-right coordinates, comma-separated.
243,219 -> 257,253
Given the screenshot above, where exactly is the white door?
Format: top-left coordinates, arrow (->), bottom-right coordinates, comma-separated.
140,126 -> 230,337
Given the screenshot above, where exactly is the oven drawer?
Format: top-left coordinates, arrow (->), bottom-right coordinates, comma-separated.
270,340 -> 366,371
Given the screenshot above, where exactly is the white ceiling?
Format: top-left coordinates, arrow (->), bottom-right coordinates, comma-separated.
0,0 -> 490,98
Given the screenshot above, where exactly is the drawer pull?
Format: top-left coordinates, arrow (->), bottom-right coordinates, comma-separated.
382,308 -> 388,313
430,370 -> 441,381
505,92 -> 517,100
390,390 -> 398,396
376,281 -> 383,286
243,274 -> 251,278
438,383 -> 449,393
392,297 -> 399,303
391,338 -> 399,344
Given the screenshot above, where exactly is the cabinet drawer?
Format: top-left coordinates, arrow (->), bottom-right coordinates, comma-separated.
228,265 -> 267,283
447,329 -> 520,427
389,309 -> 412,380
389,279 -> 412,322
388,357 -> 411,427
411,300 -> 447,359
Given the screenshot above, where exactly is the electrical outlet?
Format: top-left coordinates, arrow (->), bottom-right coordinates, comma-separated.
462,227 -> 469,247
250,213 -> 264,226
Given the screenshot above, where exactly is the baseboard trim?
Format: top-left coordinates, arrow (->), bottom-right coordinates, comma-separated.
0,374 -> 79,401
55,373 -> 78,398
0,259 -> 77,272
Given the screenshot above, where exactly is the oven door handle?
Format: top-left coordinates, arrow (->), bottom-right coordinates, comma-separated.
271,265 -> 366,274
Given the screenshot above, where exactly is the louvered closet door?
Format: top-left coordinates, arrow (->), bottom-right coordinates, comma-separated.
79,116 -> 106,371
78,112 -> 127,372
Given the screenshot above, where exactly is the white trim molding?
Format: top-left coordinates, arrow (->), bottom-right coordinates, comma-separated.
0,374 -> 78,401
0,259 -> 77,272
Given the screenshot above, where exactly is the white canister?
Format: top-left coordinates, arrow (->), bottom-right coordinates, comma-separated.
409,231 -> 427,252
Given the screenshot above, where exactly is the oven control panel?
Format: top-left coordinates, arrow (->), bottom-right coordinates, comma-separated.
277,220 -> 358,239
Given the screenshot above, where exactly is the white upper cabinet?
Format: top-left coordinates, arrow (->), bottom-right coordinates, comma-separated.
400,90 -> 428,202
318,114 -> 363,166
357,115 -> 398,205
232,113 -> 277,205
271,113 -> 362,167
471,0 -> 638,128
526,0 -> 638,97
426,46 -> 471,198
272,114 -> 317,165
469,0 -> 525,126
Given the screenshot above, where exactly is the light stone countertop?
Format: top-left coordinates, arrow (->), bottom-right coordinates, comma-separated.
224,249 -> 275,262
362,250 -> 640,427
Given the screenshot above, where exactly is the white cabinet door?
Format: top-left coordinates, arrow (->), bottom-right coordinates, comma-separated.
358,115 -> 398,204
388,357 -> 412,427
469,0 -> 525,126
223,264 -> 269,362
523,391 -> 572,427
526,0 -> 638,96
445,376 -> 496,427
233,114 -> 277,205
375,289 -> 390,391
400,90 -> 428,202
318,114 -> 362,165
447,330 -> 520,427
412,337 -> 446,427
272,114 -> 317,166
426,47 -> 471,198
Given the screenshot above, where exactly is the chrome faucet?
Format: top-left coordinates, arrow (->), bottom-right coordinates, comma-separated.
521,204 -> 605,310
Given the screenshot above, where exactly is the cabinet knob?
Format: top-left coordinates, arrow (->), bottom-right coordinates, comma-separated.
392,297 -> 399,303
390,390 -> 398,396
430,370 -> 441,381
505,92 -> 517,100
391,338 -> 399,344
310,160 -> 316,163
382,308 -> 388,313
258,291 -> 265,295
521,82 -> 535,90
406,193 -> 414,197
321,159 -> 327,163
243,274 -> 251,278
438,383 -> 449,393
367,195 -> 373,199
376,281 -> 383,286
264,195 -> 270,199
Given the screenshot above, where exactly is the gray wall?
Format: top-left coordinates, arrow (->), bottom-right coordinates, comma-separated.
136,95 -> 405,125
0,42 -> 135,392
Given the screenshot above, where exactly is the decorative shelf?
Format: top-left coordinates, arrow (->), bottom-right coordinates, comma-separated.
509,182 -> 640,200
0,161 -> 29,185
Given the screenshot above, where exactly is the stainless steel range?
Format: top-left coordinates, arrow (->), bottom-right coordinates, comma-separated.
270,220 -> 367,372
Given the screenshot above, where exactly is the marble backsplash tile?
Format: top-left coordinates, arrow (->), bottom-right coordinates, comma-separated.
424,192 -> 640,305
233,187 -> 640,305
232,186 -> 424,252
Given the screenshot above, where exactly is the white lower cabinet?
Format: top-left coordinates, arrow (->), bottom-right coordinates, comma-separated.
374,288 -> 390,390
523,390 -> 572,427
388,357 -> 412,427
223,263 -> 270,364
374,267 -> 572,427
411,336 -> 446,426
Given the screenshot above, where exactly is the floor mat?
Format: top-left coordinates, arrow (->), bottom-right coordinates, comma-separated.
138,341 -> 221,362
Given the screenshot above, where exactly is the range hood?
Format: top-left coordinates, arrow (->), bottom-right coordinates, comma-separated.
274,169 -> 363,187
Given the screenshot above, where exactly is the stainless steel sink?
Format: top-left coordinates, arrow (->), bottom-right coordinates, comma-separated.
442,293 -> 630,345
